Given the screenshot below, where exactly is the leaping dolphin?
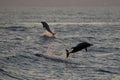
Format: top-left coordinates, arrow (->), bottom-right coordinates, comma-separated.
41,21 -> 55,36
66,42 -> 93,58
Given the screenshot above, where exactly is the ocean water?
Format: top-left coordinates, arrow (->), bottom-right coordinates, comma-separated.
0,7 -> 120,80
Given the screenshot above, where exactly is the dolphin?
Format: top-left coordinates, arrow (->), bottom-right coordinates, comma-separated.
41,21 -> 55,36
66,42 -> 93,58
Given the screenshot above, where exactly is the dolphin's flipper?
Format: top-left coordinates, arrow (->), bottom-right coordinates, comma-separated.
85,48 -> 87,52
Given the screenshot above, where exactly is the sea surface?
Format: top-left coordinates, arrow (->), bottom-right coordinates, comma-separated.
0,7 -> 120,80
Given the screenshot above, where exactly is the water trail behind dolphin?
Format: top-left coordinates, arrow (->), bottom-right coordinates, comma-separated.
43,29 -> 55,37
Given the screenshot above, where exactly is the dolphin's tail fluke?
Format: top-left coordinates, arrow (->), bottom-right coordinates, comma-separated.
52,33 -> 56,36
66,49 -> 70,58
51,33 -> 56,38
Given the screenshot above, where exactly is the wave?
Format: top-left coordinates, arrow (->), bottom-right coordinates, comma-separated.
0,26 -> 27,31
34,53 -> 79,65
96,69 -> 120,74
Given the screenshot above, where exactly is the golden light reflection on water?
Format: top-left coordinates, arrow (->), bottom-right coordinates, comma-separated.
21,22 -> 120,26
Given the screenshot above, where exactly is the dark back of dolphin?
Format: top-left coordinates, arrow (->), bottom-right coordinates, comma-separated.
70,42 -> 92,53
41,21 -> 55,35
